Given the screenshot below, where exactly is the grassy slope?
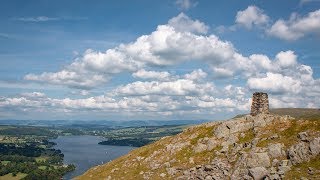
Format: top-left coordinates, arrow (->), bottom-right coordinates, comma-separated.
0,173 -> 27,180
77,108 -> 320,180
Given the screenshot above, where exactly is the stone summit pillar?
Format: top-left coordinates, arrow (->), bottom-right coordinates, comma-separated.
250,92 -> 269,116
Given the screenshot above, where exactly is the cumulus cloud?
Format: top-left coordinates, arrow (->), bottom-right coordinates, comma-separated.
113,79 -> 215,96
267,9 -> 320,40
0,89 -> 250,119
168,13 -> 209,34
235,5 -> 269,29
24,14 -> 237,88
175,0 -> 197,10
184,69 -> 207,81
275,50 -> 297,68
132,69 -> 171,81
14,13 -> 320,119
24,70 -> 108,89
247,72 -> 302,94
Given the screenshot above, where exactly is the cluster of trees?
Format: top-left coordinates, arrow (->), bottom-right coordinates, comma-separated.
0,161 -> 75,179
98,138 -> 154,147
0,127 -> 57,138
0,144 -> 42,157
0,143 -> 74,179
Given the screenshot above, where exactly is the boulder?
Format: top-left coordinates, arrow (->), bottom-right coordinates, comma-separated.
298,132 -> 309,142
247,152 -> 271,168
214,123 -> 230,139
309,137 -> 320,156
267,143 -> 285,158
207,138 -> 218,151
249,167 -> 268,180
287,142 -> 310,165
194,143 -> 208,153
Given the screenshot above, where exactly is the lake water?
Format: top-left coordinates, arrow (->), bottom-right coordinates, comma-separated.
51,135 -> 135,179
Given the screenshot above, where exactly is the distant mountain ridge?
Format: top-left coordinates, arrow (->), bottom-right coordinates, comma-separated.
0,119 -> 210,127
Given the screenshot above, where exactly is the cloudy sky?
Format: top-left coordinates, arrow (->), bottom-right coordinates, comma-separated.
0,0 -> 319,120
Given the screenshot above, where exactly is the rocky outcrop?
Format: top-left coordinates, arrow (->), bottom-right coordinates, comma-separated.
78,111 -> 320,180
287,133 -> 320,165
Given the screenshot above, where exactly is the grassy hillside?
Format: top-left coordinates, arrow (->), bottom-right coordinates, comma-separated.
77,108 -> 320,180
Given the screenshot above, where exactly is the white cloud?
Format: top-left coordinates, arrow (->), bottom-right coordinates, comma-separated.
267,9 -> 320,40
25,70 -> 108,89
184,69 -> 207,81
168,13 -> 209,34
14,13 -> 319,119
275,50 -> 297,68
113,79 -> 215,96
14,16 -> 59,22
247,72 -> 302,94
13,16 -> 88,22
132,69 -> 171,81
175,0 -> 197,10
24,14 -> 237,88
235,5 -> 269,29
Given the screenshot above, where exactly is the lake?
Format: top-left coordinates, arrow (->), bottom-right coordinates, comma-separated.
51,135 -> 135,179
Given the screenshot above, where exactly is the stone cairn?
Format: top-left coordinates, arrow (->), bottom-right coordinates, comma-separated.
250,92 -> 269,116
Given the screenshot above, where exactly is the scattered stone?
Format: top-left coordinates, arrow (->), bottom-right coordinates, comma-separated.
166,168 -> 176,176
111,168 -> 119,173
268,143 -> 285,158
189,157 -> 194,164
247,152 -> 271,168
249,166 -> 268,180
309,137 -> 320,156
159,173 -> 166,177
207,138 -> 218,150
308,167 -> 314,175
194,143 -> 207,153
204,165 -> 213,171
298,132 -> 309,142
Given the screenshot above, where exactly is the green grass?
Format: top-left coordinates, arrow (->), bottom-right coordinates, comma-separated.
0,173 -> 27,180
1,161 -> 10,165
38,165 -> 47,170
270,108 -> 320,120
35,156 -> 48,163
285,154 -> 320,179
238,129 -> 255,144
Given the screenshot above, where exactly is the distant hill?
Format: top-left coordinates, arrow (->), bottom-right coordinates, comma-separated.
0,119 -> 209,128
77,108 -> 320,180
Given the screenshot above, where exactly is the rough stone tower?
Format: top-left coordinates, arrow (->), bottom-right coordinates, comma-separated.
250,92 -> 269,116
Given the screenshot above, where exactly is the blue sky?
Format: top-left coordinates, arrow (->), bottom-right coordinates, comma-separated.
0,0 -> 319,120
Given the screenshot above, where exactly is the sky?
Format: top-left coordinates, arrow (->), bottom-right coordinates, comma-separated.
0,0 -> 319,121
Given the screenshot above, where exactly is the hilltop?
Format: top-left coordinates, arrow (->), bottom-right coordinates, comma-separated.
77,108 -> 320,180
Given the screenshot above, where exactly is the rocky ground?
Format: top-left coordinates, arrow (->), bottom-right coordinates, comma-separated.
77,109 -> 320,180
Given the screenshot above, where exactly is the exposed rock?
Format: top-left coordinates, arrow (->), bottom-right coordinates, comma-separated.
194,143 -> 208,153
287,142 -> 310,165
309,137 -> 320,156
298,132 -> 309,142
268,143 -> 285,158
78,110 -> 320,180
247,152 -> 271,168
214,123 -> 230,139
207,138 -> 218,150
249,167 -> 268,180
166,168 -> 177,176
